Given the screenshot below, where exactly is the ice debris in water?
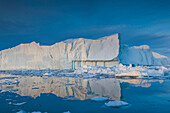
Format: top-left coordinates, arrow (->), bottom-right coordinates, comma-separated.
16,110 -> 44,113
13,102 -> 26,106
105,100 -> 128,107
31,111 -> 41,113
90,97 -> 109,101
73,64 -> 170,78
16,110 -> 27,113
0,90 -> 7,93
63,111 -> 71,113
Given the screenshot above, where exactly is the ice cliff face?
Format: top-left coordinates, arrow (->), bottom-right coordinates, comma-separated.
0,33 -> 120,70
119,45 -> 170,66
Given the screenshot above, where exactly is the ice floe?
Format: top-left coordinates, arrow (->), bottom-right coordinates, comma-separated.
13,102 -> 27,106
73,64 -> 170,78
105,100 -> 128,107
0,90 -> 7,93
16,110 -> 44,113
31,112 -> 41,113
0,64 -> 169,79
16,110 -> 27,113
90,97 -> 109,101
63,111 -> 71,113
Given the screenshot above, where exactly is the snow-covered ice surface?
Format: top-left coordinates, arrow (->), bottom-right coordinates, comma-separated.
90,97 -> 109,101
105,100 -> 128,107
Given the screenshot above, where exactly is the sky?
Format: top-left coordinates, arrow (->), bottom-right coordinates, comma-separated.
0,0 -> 170,56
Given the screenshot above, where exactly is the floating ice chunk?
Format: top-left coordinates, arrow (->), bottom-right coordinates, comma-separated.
13,102 -> 26,106
105,100 -> 128,107
16,110 -> 27,113
6,99 -> 12,101
90,96 -> 109,101
72,63 -> 170,78
43,72 -> 55,76
0,90 -> 7,93
31,111 -> 41,113
115,71 -> 143,77
63,111 -> 71,113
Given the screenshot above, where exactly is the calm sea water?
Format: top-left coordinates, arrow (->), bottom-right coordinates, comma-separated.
0,74 -> 170,113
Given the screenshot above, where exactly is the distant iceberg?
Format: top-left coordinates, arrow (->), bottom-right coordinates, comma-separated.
119,45 -> 170,66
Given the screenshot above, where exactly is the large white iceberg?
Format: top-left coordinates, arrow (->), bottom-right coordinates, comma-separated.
0,33 -> 169,70
0,33 -> 120,70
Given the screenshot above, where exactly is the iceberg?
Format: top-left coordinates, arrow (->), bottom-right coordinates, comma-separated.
16,110 -> 27,113
119,45 -> 155,66
119,45 -> 170,66
0,33 -> 120,70
12,102 -> 27,106
31,111 -> 41,113
90,96 -> 109,101
105,100 -> 128,107
0,90 -> 7,93
0,33 -> 169,70
63,111 -> 71,113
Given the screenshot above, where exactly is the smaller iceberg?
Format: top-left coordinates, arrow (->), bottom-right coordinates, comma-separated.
105,100 -> 128,107
0,90 -> 7,93
13,102 -> 26,106
16,110 -> 27,113
63,111 -> 71,113
90,97 -> 109,101
31,111 -> 41,113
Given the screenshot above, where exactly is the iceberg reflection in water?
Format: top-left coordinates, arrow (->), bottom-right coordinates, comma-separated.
0,73 -> 169,113
0,74 -> 121,100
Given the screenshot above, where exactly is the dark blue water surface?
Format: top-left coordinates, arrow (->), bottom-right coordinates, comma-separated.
0,74 -> 170,113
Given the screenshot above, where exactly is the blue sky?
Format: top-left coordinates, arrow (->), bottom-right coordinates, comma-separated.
0,0 -> 170,56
